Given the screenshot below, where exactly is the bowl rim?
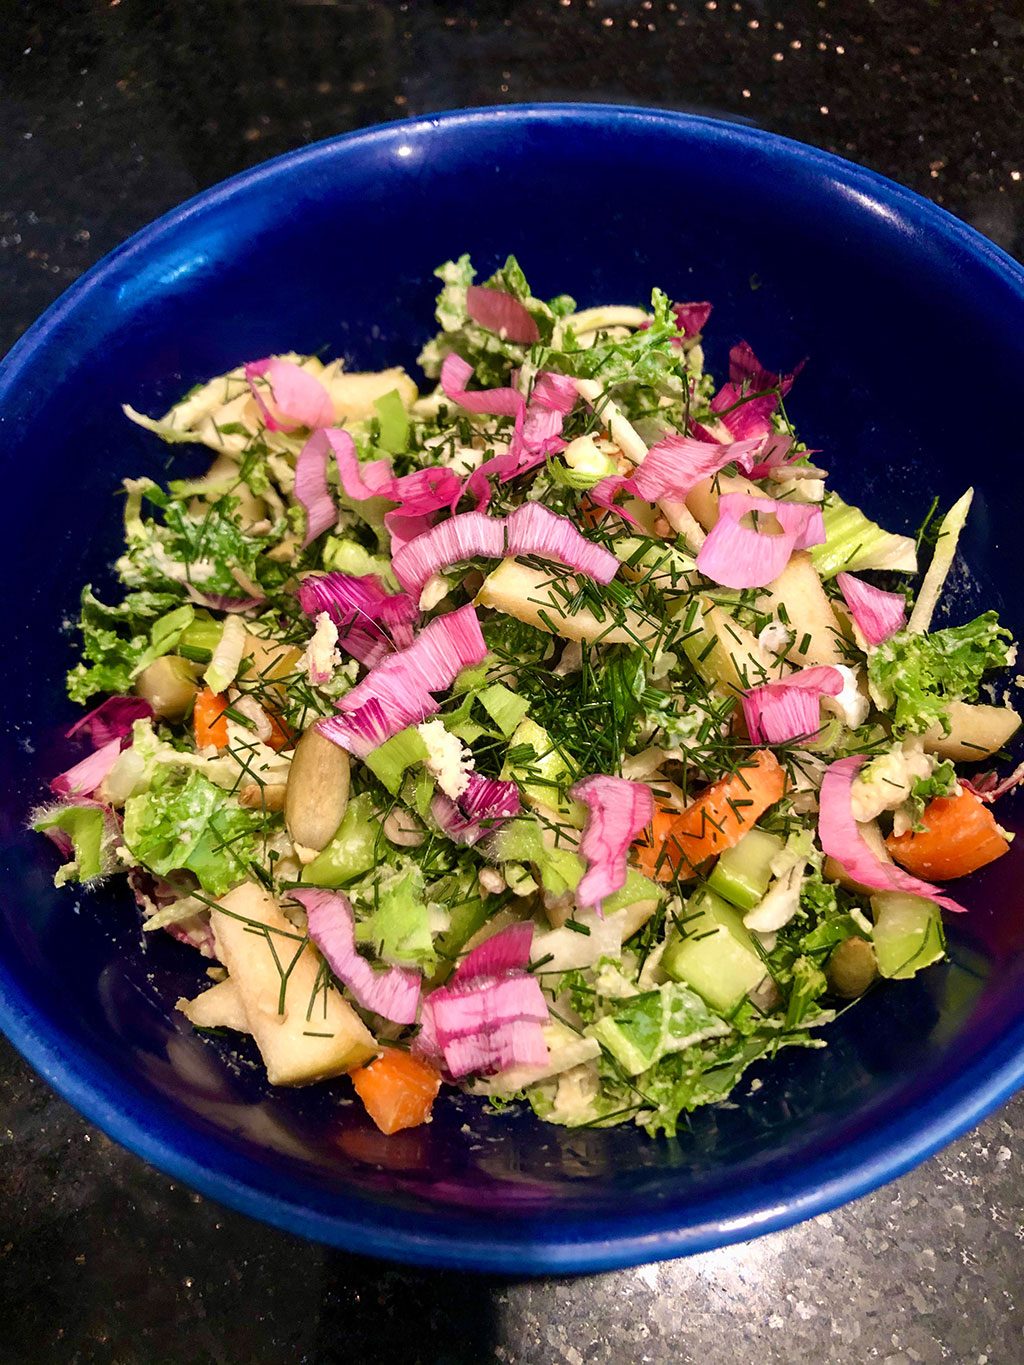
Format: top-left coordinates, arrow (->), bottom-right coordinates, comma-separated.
2,101 -> 1024,1274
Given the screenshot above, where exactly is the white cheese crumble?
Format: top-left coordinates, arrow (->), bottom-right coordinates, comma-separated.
822,664 -> 870,729
303,611 -> 341,685
416,718 -> 474,799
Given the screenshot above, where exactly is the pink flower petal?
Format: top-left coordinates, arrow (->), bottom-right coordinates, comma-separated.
66,697 -> 152,748
837,572 -> 907,646
391,503 -> 617,597
696,493 -> 825,589
742,665 -> 845,745
316,605 -> 487,758
291,887 -> 421,1024
672,301 -> 713,336
818,756 -> 967,912
728,340 -> 803,395
432,773 -> 521,847
50,736 -> 123,798
452,921 -> 535,984
570,774 -> 654,911
244,358 -> 334,432
466,285 -> 540,344
297,572 -> 418,667
293,427 -> 338,547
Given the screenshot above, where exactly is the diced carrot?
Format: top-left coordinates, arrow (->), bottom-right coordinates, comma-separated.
633,749 -> 787,882
886,789 -> 1010,880
350,1047 -> 442,1135
193,686 -> 229,749
264,708 -> 295,753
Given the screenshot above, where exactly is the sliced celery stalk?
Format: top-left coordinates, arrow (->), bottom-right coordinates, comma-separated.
364,727 -> 428,794
707,828 -> 785,911
302,792 -> 380,886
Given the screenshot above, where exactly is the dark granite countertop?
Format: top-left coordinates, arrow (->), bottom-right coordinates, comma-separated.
3,3 -> 1023,1360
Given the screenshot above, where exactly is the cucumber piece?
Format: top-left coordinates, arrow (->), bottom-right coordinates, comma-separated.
364,726 -> 428,794
707,828 -> 785,911
501,717 -> 585,826
662,888 -> 766,1014
302,792 -> 380,886
870,891 -> 946,979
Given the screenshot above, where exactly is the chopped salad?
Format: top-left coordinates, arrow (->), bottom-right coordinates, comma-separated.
34,255 -> 1022,1138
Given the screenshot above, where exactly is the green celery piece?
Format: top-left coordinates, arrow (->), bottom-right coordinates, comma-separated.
809,494 -> 917,579
662,889 -> 765,1014
364,727 -> 428,794
707,827 -> 784,911
478,683 -> 530,738
33,805 -> 106,885
179,612 -> 223,652
588,982 -> 727,1076
373,388 -> 410,454
452,662 -> 491,695
302,793 -> 380,887
871,892 -> 946,979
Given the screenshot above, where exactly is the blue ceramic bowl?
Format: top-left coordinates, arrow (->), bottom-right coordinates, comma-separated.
2,105 -> 1023,1274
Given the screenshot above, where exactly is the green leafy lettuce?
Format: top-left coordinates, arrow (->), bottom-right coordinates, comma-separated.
123,769 -> 271,896
66,586 -> 189,704
868,612 -> 1014,736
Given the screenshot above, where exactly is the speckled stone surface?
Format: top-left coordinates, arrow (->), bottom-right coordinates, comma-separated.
2,3 -> 1024,1360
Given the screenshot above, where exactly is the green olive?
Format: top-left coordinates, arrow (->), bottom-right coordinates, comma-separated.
135,655 -> 201,720
827,936 -> 878,999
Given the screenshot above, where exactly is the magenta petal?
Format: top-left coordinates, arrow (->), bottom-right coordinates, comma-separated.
50,736 -> 123,798
392,511 -> 508,595
452,921 -> 535,984
696,493 -> 825,589
431,773 -> 521,847
391,503 -> 617,597
837,572 -> 907,646
297,571 -> 419,667
672,300 -> 713,336
742,666 -> 844,745
292,887 -> 421,1024
244,358 -> 334,432
317,605 -> 488,757
294,430 -> 338,547
570,774 -> 654,911
818,756 -> 967,913
466,285 -> 540,344
66,696 -> 152,748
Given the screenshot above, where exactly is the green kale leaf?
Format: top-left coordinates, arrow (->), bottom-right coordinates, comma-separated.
867,612 -> 1014,736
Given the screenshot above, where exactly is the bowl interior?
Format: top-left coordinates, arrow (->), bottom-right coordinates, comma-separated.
2,107 -> 1023,1271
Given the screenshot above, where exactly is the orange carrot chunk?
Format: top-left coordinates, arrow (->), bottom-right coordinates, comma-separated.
193,686 -> 229,749
886,789 -> 1010,880
351,1048 -> 442,1135
634,749 -> 787,882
